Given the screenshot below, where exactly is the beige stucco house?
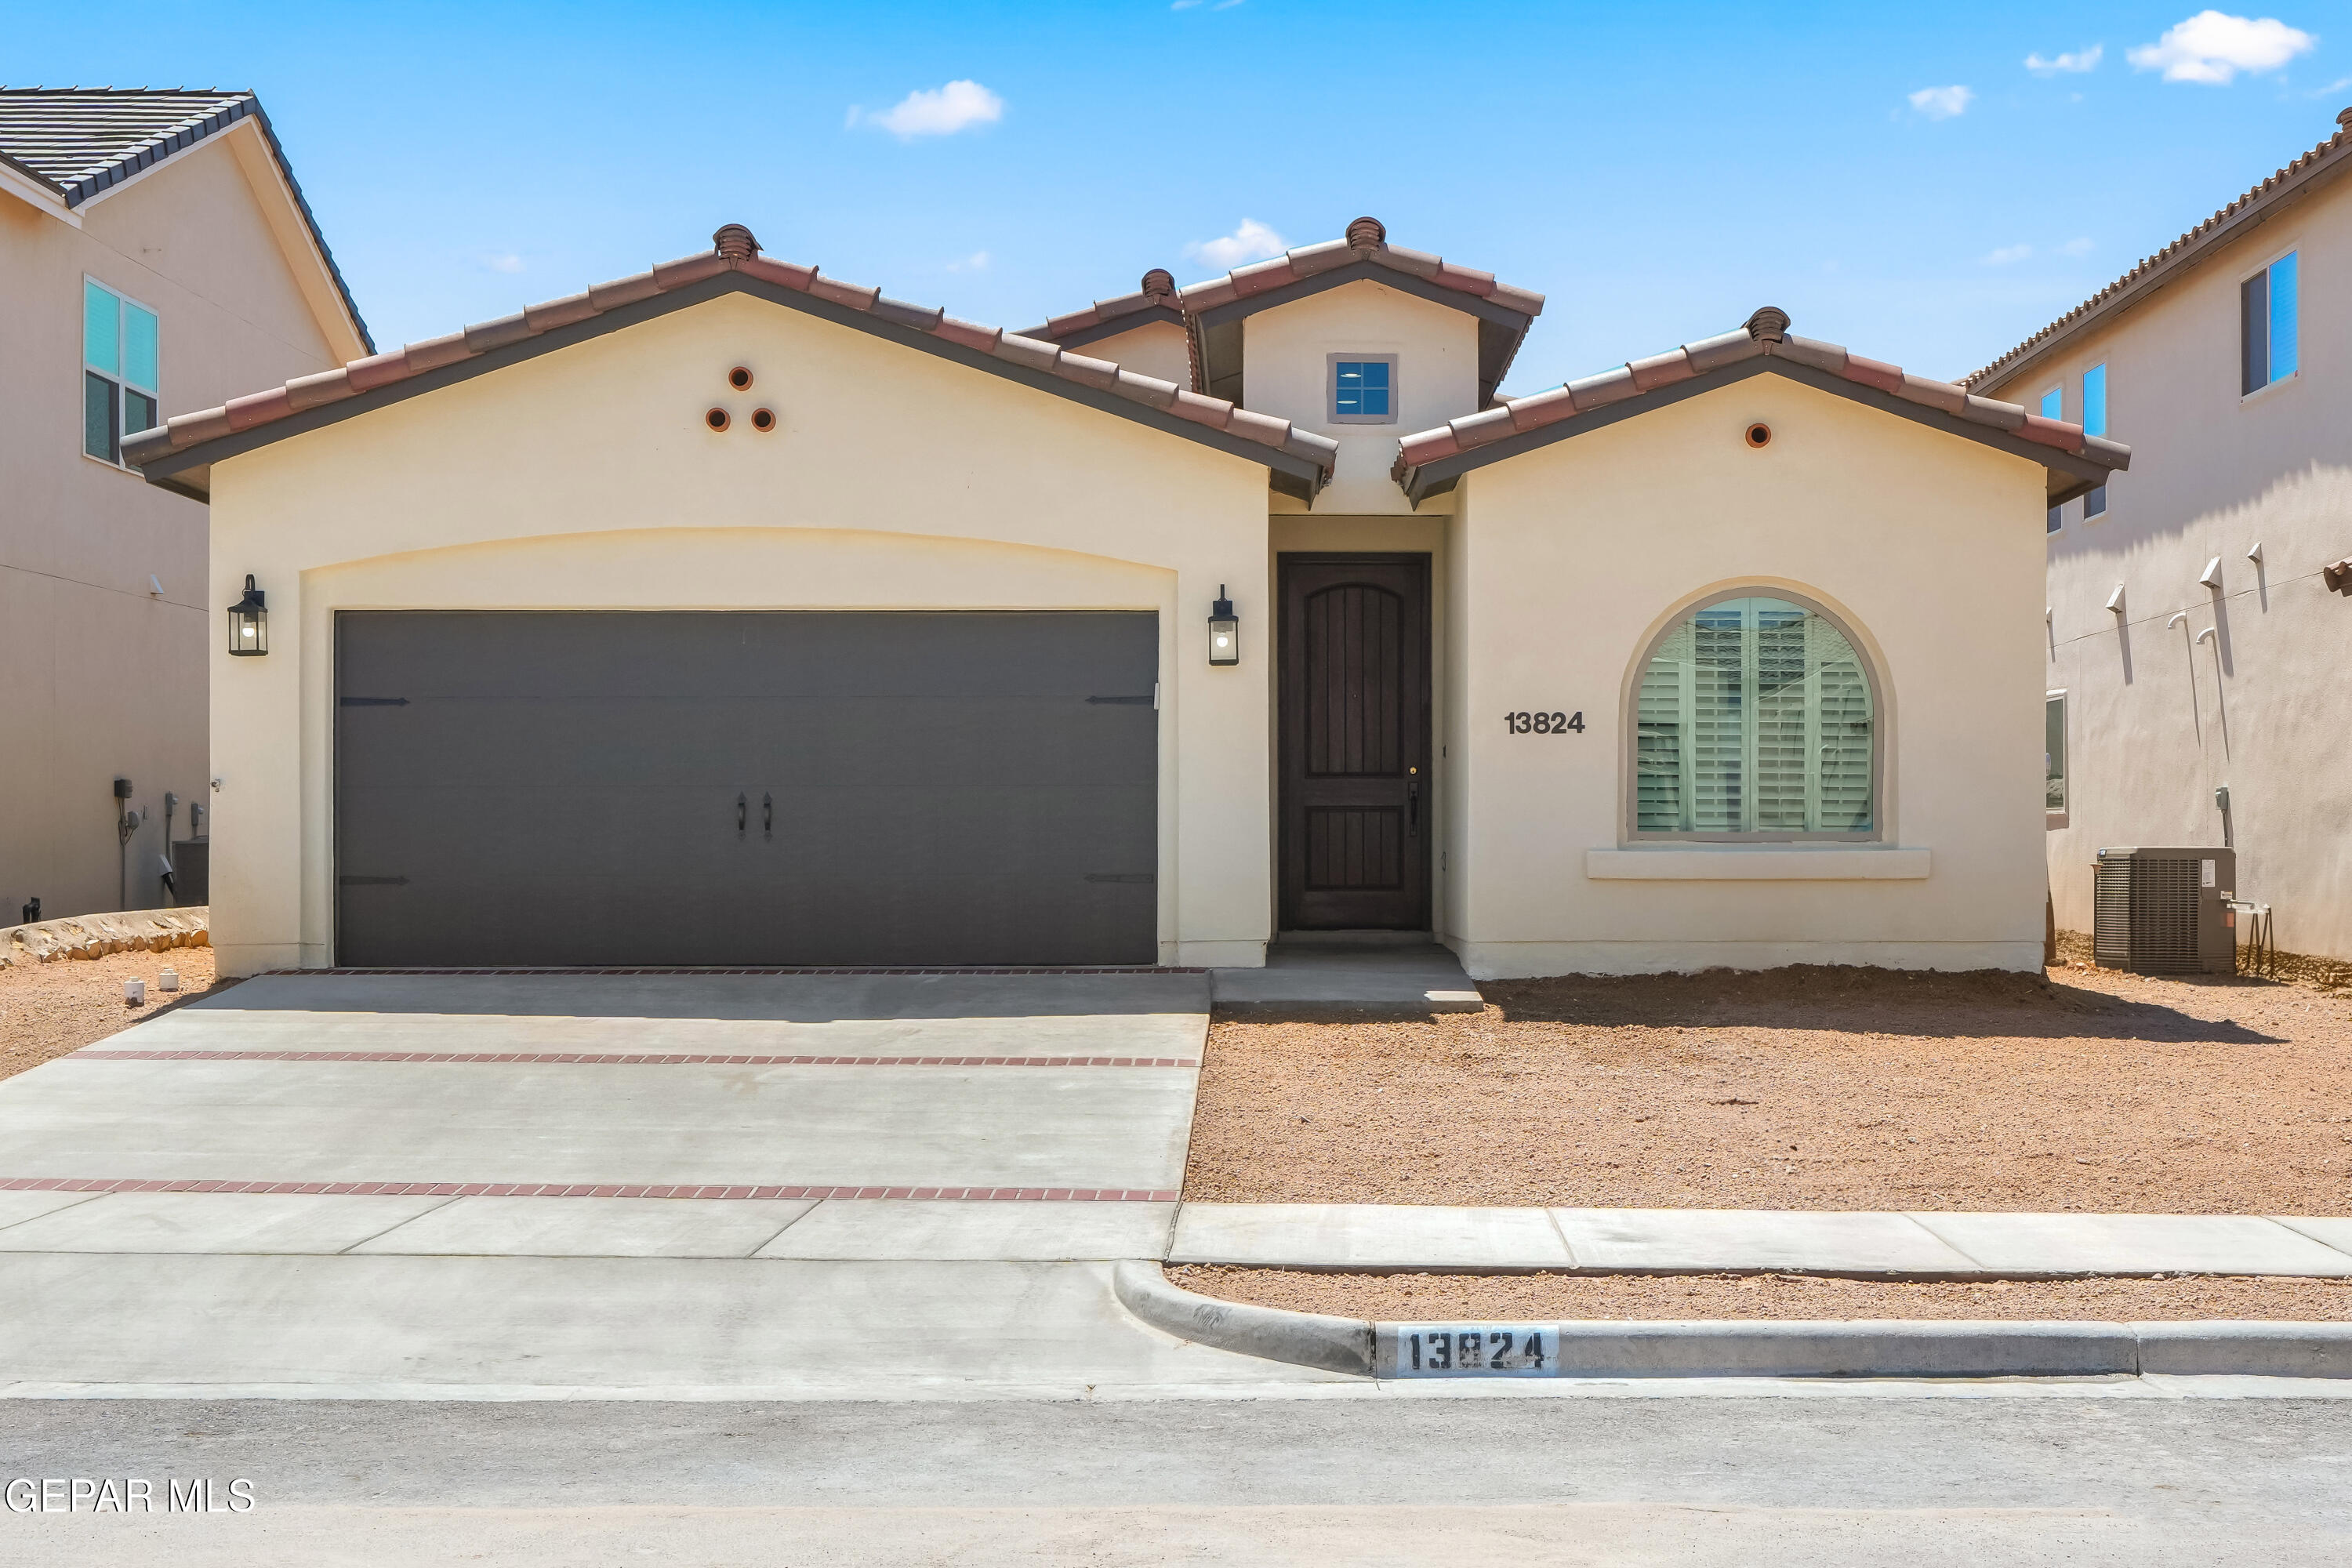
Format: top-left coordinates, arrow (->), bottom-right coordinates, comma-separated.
128,217 -> 2123,979
1976,105 -> 2352,964
1,89 -> 370,921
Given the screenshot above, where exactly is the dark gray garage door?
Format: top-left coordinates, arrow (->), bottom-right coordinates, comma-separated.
334,612 -> 1158,967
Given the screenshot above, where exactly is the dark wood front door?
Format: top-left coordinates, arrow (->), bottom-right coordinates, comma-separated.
1279,554 -> 1432,931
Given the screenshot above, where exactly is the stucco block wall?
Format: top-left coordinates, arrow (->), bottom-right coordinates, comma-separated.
1447,375 -> 2050,978
0,129 -> 341,921
1987,178 -> 2352,960
1243,280 -> 1478,515
205,291 -> 1277,975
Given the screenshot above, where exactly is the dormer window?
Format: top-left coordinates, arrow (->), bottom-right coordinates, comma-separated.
1329,354 -> 1397,425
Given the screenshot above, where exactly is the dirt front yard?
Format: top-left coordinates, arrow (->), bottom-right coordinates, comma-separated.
1171,1265 -> 2352,1321
1183,961 -> 2352,1214
0,946 -> 232,1083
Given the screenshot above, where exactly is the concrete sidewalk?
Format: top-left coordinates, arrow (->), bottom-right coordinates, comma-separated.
1167,1203 -> 2352,1279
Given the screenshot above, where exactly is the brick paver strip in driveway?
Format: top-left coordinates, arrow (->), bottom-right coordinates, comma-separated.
0,973 -> 1208,1198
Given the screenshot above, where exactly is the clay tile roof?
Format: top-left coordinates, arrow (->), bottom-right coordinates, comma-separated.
1968,107 -> 2352,390
0,87 -> 371,350
1178,217 -> 1545,408
124,225 -> 1337,501
1174,218 -> 1548,320
1021,267 -> 1189,346
1392,307 -> 2130,506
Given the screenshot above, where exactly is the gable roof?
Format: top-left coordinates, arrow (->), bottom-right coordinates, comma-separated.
1022,267 -> 1190,351
124,224 -> 1338,503
1968,107 -> 2352,392
0,87 -> 371,353
1392,307 -> 2131,507
1178,217 -> 1544,408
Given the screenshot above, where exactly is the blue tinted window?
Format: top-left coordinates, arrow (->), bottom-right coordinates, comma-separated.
84,280 -> 119,375
2270,252 -> 2298,380
1334,359 -> 1392,418
2082,364 -> 2107,437
2039,387 -> 2061,420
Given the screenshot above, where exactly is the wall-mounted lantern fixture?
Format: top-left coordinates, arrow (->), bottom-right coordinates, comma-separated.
227,575 -> 268,656
1207,586 -> 1240,666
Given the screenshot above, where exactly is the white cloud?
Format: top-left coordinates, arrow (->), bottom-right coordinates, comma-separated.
850,79 -> 1004,139
2026,45 -> 2104,74
1185,218 -> 1287,269
2128,11 -> 2316,83
482,252 -> 524,274
2059,236 -> 2096,257
946,250 -> 989,272
1984,243 -> 2034,265
1908,84 -> 1974,119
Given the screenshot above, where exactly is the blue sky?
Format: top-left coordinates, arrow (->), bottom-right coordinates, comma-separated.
14,2 -> 2348,387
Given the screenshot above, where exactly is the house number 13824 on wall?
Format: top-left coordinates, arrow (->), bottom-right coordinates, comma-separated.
1504,711 -> 1583,734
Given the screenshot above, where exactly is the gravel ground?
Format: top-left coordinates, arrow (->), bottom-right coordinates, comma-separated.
1171,1264 -> 2352,1321
1183,957 -> 2352,1214
0,946 -> 230,1082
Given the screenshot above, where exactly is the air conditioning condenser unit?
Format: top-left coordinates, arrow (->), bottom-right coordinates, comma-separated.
2092,847 -> 2236,975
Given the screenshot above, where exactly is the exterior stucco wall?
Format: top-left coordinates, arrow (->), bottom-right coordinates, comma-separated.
1446,374 -> 2050,978
1243,279 -> 1478,515
205,290 -> 1275,976
1065,320 -> 1190,387
0,129 -> 343,922
1984,173 -> 2352,960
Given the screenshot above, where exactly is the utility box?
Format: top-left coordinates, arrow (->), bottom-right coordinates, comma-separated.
172,837 -> 209,907
2092,847 -> 2235,975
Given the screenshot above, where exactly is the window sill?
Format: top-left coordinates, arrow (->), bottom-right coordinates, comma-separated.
1585,848 -> 1931,881
2046,809 -> 2069,831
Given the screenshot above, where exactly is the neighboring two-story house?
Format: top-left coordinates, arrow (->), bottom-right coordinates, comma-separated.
1,88 -> 369,920
1974,107 -> 2352,964
129,217 -> 2119,978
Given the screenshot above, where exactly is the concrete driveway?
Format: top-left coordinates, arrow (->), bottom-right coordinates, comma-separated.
0,971 -> 1344,1396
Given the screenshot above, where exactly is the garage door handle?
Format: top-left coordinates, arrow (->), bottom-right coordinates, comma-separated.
1408,768 -> 1419,835
762,792 -> 773,839
737,792 -> 746,836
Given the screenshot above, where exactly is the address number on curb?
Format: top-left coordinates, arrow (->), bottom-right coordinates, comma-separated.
1504,711 -> 1583,735
1379,1323 -> 1560,1377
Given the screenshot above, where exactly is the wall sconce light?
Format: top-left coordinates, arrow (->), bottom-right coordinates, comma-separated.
1208,586 -> 1240,666
2105,583 -> 2126,617
2198,556 -> 2223,590
227,574 -> 268,655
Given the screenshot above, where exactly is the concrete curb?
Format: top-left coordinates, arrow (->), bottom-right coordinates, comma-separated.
1112,1260 -> 1374,1375
1117,1265 -> 2352,1379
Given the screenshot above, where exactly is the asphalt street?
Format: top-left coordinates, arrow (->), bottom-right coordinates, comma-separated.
8,1392 -> 2352,1564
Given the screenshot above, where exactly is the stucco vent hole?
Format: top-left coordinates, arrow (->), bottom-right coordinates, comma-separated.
1745,423 -> 1772,448
750,408 -> 776,433
728,366 -> 754,390
705,408 -> 731,432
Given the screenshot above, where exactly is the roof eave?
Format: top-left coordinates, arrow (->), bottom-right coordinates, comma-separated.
1397,358 -> 2125,506
1187,260 -> 1537,407
132,269 -> 1333,502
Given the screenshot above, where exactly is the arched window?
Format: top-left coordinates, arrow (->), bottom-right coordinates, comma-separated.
1632,593 -> 1878,839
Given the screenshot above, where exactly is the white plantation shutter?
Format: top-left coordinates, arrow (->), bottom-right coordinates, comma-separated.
1633,597 -> 1875,835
